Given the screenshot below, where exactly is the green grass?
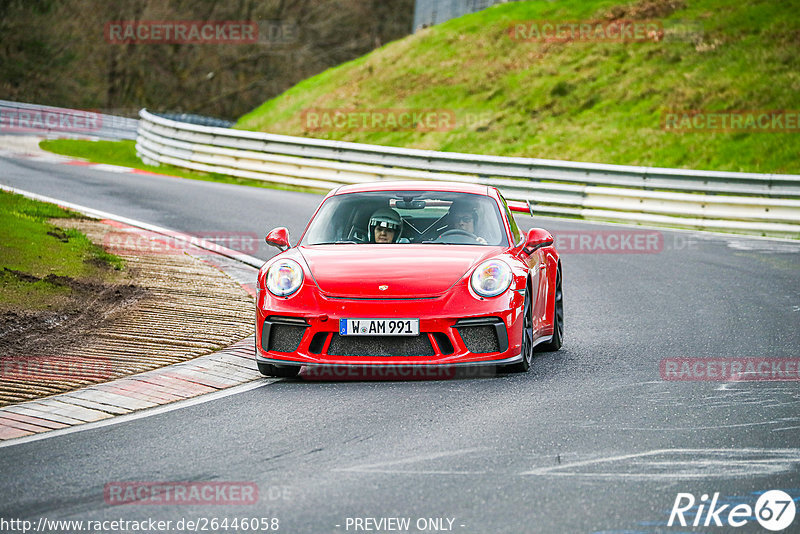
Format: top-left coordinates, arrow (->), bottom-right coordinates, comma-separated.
39,139 -> 326,194
236,0 -> 800,174
0,190 -> 124,311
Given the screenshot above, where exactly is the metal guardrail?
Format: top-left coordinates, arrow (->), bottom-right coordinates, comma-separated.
0,100 -> 138,140
154,112 -> 234,129
136,108 -> 800,238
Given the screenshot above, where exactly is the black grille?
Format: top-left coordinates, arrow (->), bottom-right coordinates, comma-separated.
457,325 -> 500,354
262,317 -> 308,353
269,324 -> 306,353
455,317 -> 507,354
327,334 -> 435,357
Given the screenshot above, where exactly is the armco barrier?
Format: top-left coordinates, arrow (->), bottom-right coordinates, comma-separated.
136,109 -> 800,238
1,100 -> 138,140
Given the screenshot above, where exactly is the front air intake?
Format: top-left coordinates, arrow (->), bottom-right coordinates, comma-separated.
454,317 -> 508,354
327,334 -> 435,357
261,316 -> 308,353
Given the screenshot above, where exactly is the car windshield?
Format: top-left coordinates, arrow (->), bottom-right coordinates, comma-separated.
302,191 -> 509,246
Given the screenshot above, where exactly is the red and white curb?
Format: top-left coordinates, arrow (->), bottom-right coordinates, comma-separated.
0,136 -> 180,179
0,185 -> 268,444
0,338 -> 262,442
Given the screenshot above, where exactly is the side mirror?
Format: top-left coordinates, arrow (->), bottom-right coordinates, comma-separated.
521,228 -> 554,255
265,227 -> 291,251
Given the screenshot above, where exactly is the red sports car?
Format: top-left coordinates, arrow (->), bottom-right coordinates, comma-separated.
255,181 -> 562,378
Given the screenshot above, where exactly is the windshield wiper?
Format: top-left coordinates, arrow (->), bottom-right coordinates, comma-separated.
314,240 -> 358,245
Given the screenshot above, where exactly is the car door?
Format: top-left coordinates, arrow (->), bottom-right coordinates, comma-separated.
499,193 -> 551,338
531,247 -> 549,337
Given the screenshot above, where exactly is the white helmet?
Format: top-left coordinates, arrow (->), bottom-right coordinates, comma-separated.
368,208 -> 402,243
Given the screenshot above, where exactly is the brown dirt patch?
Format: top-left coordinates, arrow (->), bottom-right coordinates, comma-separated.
603,0 -> 686,20
0,219 -> 254,407
0,272 -> 143,357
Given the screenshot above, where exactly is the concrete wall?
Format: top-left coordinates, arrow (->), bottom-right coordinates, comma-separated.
412,0 -> 517,31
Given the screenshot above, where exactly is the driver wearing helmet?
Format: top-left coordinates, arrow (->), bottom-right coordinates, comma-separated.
445,202 -> 487,244
368,208 -> 403,243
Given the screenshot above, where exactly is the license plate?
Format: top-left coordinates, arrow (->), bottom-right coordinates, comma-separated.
339,318 -> 419,336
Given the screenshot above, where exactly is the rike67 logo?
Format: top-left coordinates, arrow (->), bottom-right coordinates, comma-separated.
668,490 -> 796,531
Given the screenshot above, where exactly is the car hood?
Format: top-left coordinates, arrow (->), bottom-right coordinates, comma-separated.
298,245 -> 501,298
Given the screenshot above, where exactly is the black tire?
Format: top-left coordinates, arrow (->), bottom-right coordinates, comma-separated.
258,361 -> 301,378
539,264 -> 563,352
502,284 -> 534,373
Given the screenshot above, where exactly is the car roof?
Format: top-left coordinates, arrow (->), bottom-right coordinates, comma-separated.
333,181 -> 492,196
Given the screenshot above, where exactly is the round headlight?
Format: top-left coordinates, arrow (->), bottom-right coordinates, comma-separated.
266,259 -> 304,297
470,259 -> 512,298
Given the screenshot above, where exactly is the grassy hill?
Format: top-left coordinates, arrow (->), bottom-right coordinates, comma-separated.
236,0 -> 800,174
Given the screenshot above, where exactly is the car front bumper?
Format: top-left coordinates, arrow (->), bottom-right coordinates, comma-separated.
255,283 -> 526,367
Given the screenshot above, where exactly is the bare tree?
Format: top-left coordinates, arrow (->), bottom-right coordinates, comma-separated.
0,0 -> 414,119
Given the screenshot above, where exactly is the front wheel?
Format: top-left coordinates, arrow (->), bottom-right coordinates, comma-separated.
502,285 -> 533,373
539,264 -> 563,352
258,361 -> 301,378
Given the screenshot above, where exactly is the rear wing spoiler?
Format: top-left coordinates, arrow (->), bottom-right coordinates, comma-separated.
507,200 -> 534,217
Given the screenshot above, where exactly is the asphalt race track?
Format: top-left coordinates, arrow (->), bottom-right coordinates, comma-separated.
1,154 -> 799,533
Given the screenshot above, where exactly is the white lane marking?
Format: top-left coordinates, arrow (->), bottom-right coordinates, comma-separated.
88,164 -> 136,173
335,448 -> 800,479
0,185 -> 264,268
772,425 -> 800,432
334,448 -> 489,475
0,379 -> 274,449
727,241 -> 800,253
520,448 -> 800,479
579,420 -> 785,431
521,450 -> 661,474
